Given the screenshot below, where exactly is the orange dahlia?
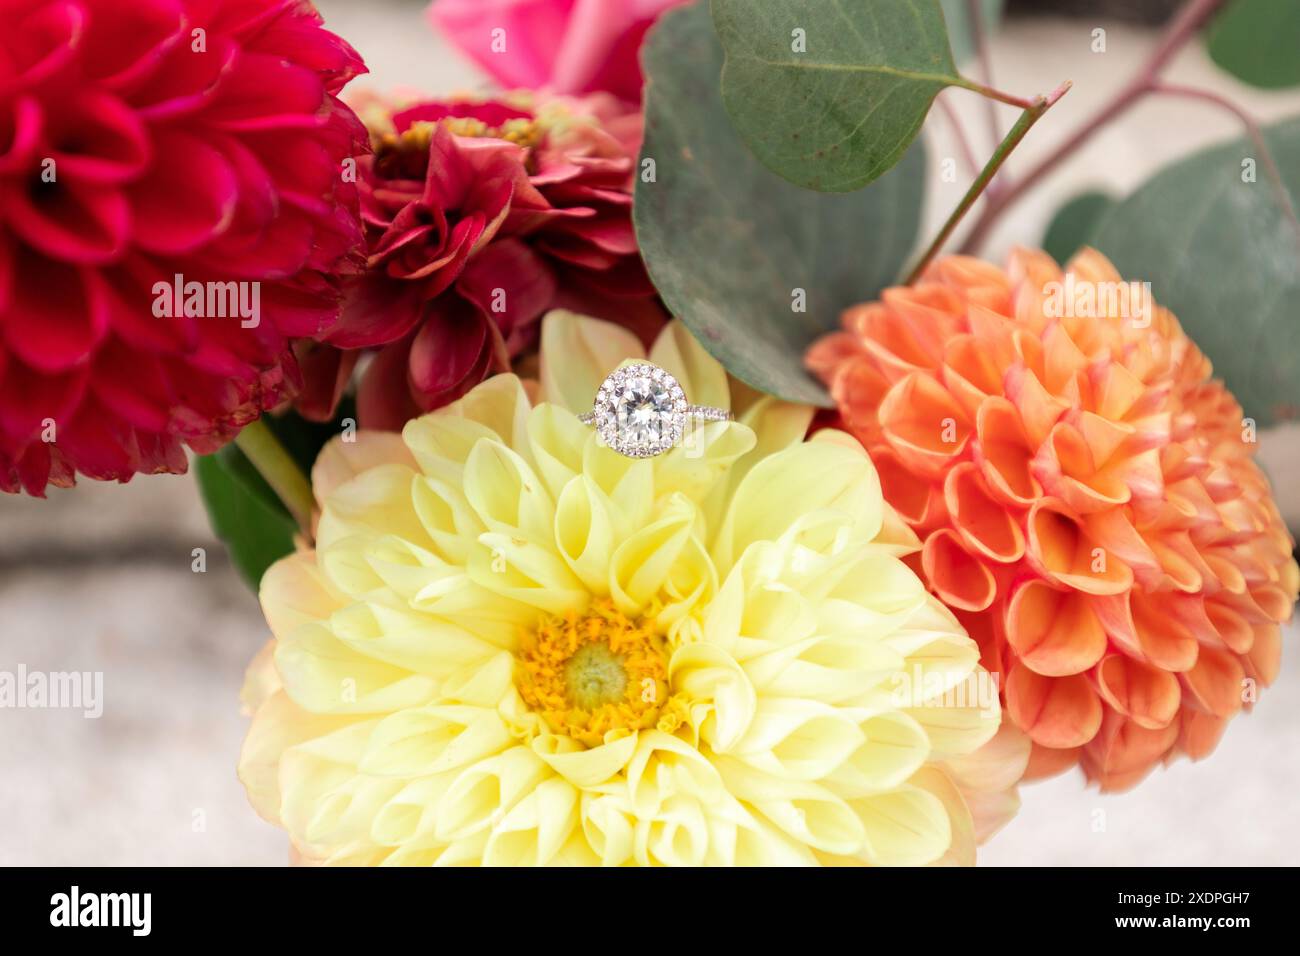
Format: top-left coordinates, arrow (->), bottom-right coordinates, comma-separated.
807,248 -> 1298,791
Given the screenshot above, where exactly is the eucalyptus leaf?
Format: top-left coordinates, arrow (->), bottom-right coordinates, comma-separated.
713,0 -> 959,192
1089,117 -> 1300,427
1206,0 -> 1300,90
635,1 -> 926,405
1043,191 -> 1115,265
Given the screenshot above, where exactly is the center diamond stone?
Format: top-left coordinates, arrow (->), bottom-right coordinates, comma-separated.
615,375 -> 674,444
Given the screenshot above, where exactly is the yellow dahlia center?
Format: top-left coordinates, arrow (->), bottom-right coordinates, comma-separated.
516,602 -> 671,748
375,117 -> 543,157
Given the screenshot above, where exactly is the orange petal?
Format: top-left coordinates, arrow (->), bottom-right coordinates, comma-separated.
1178,709 -> 1229,761
1006,664 -> 1103,749
1244,623 -> 1282,686
1089,359 -> 1146,423
828,358 -> 890,441
859,297 -> 946,376
1250,583 -> 1295,624
974,396 -> 1039,507
1147,532 -> 1206,593
1041,323 -> 1091,396
921,529 -> 996,612
1006,580 -> 1107,677
1179,644 -> 1244,719
1027,501 -> 1133,595
1093,654 -> 1180,729
1033,421 -> 1130,514
1022,741 -> 1081,781
1082,508 -> 1162,586
877,372 -> 971,478
1204,599 -> 1254,655
941,334 -> 1005,417
872,446 -> 937,527
944,462 -> 1024,563
1129,591 -> 1200,672
1075,409 -> 1131,467
1082,712 -> 1177,791
1004,365 -> 1069,447
805,330 -> 861,380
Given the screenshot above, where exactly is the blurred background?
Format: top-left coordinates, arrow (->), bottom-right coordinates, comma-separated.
1,0 -> 1297,866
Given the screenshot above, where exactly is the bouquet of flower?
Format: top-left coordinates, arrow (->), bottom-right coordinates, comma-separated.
4,0 -> 1297,868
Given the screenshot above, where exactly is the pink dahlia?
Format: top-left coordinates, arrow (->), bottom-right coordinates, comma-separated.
328,92 -> 663,429
427,0 -> 689,103
0,0 -> 367,495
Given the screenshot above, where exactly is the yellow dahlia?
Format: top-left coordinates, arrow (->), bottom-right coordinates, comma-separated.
238,311 -> 1018,866
807,249 -> 1299,791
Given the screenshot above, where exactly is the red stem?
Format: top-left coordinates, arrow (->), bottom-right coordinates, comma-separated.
935,92 -> 981,180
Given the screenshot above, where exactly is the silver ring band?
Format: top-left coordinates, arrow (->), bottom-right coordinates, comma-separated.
578,404 -> 732,426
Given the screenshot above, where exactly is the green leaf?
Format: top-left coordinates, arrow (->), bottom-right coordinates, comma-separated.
1042,191 -> 1115,265
635,1 -> 926,405
1206,0 -> 1300,90
193,401 -> 355,590
713,0 -> 958,192
940,0 -> 1003,64
1089,116 -> 1300,427
195,447 -> 297,590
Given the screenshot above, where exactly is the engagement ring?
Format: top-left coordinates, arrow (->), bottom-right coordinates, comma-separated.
578,362 -> 731,458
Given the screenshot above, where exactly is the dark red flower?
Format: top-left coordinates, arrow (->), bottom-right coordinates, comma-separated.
0,0 -> 367,494
325,91 -> 664,428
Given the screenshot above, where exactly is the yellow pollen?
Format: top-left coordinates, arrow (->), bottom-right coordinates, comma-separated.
516,601 -> 670,748
374,116 -> 543,158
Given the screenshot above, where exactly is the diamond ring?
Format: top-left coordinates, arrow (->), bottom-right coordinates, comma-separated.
578,362 -> 731,458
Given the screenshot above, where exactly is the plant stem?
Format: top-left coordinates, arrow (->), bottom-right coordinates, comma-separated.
234,418 -> 315,537
951,76 -> 1039,110
905,82 -> 1072,284
958,0 -> 1229,254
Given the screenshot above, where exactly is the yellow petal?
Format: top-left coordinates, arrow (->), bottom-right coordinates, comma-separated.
274,620 -> 437,714
483,776 -> 580,865
554,476 -> 618,594
712,436 -> 883,573
647,319 -> 730,411
312,432 -> 417,504
539,309 -> 644,413
435,746 -> 550,842
359,705 -> 515,777
463,439 -> 554,543
732,698 -> 866,781
260,551 -> 344,641
238,690 -> 355,825
533,731 -> 639,787
669,642 -> 757,752
316,465 -> 430,555
852,782 -> 952,866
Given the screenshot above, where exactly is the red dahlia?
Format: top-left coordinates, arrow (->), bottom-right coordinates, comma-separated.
0,0 -> 367,494
326,91 -> 664,429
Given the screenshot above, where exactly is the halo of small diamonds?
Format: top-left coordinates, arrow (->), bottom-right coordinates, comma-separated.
592,363 -> 688,458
